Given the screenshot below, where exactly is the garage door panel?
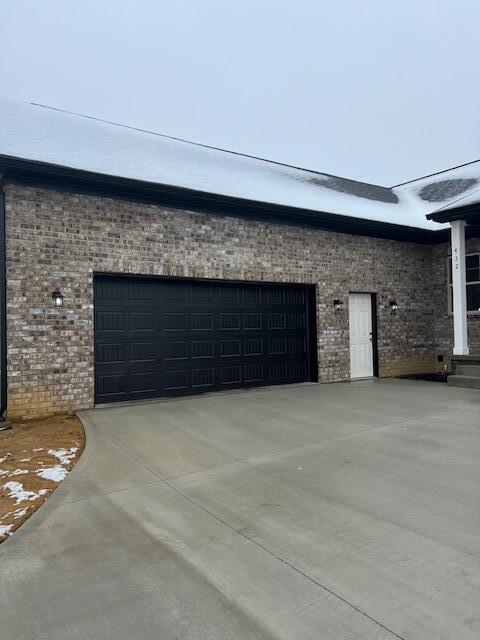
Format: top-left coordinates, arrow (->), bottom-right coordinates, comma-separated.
269,361 -> 288,380
268,313 -> 287,330
191,313 -> 214,331
287,313 -> 306,329
287,336 -> 307,354
97,373 -> 126,398
96,343 -> 127,364
221,365 -> 242,385
268,337 -> 287,355
242,286 -> 261,305
289,361 -> 308,378
219,284 -> 241,305
96,277 -> 124,300
164,281 -> 187,302
243,313 -> 262,330
165,369 -> 189,391
129,372 -> 156,394
191,368 -> 215,388
244,363 -> 264,382
190,284 -> 213,304
164,312 -> 187,331
164,341 -> 188,361
129,342 -> 156,362
220,313 -> 240,330
128,311 -> 154,331
191,340 -> 214,359
244,338 -> 263,356
128,279 -> 154,301
96,310 -> 125,331
263,286 -> 286,305
94,275 -> 315,404
220,339 -> 241,357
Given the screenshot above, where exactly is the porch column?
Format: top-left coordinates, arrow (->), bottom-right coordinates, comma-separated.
451,220 -> 469,355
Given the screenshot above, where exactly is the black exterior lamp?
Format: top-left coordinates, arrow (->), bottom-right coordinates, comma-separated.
52,290 -> 64,307
333,299 -> 344,312
389,300 -> 399,312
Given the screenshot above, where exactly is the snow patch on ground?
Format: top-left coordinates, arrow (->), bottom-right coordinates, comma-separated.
2,481 -> 49,504
37,466 -> 69,482
0,524 -> 13,537
0,507 -> 29,523
33,448 -> 44,452
0,455 -> 10,463
0,469 -> 30,478
47,446 -> 78,466
12,507 -> 28,520
19,457 -> 31,462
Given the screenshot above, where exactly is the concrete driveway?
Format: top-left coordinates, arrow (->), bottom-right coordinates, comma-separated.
1,380 -> 480,640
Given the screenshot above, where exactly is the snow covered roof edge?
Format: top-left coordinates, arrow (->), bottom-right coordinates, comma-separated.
0,96 -> 479,231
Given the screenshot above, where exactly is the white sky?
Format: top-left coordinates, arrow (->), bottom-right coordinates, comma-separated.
1,0 -> 479,186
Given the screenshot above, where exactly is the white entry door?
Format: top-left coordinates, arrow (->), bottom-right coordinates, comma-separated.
349,293 -> 374,379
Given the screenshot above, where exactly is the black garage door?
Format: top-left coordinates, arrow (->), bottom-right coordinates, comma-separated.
94,275 -> 317,404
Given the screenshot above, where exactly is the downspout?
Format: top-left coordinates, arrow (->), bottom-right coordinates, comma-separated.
0,174 -> 8,423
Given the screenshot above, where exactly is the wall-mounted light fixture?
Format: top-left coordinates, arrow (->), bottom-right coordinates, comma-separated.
333,299 -> 344,312
389,300 -> 399,312
52,290 -> 64,307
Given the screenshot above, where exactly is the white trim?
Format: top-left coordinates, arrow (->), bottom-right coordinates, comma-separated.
348,293 -> 374,378
450,221 -> 469,356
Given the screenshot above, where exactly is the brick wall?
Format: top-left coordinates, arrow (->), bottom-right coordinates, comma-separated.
5,184 -> 439,419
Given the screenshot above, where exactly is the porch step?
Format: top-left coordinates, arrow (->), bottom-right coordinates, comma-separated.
447,375 -> 480,389
455,364 -> 480,377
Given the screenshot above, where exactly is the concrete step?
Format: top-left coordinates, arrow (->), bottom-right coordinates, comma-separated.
455,364 -> 480,377
447,375 -> 480,389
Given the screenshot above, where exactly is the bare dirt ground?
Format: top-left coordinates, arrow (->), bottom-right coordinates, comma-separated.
0,415 -> 85,542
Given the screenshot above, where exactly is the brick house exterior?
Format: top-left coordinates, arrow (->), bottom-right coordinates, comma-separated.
4,183 -> 476,419
1,98 -> 480,419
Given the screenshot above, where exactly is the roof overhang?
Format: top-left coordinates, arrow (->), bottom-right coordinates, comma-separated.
0,155 -> 453,245
426,202 -> 480,224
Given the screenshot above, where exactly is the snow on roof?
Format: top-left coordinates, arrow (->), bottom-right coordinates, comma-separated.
393,160 -> 480,216
0,96 -> 475,231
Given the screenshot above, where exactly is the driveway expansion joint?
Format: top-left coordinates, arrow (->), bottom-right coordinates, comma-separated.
163,476 -> 408,640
